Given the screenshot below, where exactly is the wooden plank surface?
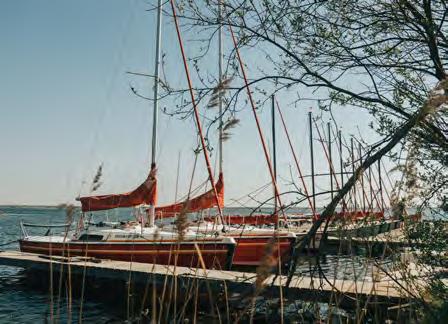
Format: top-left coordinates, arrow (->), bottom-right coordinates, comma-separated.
0,250 -> 420,305
327,228 -> 408,246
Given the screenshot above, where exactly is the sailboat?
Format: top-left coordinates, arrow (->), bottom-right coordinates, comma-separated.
145,1 -> 297,268
152,192 -> 297,267
19,0 -> 236,270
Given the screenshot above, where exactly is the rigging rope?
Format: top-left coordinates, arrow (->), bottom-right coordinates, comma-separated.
312,118 -> 350,212
355,139 -> 394,213
328,124 -> 354,210
227,22 -> 287,224
169,0 -> 225,225
351,137 -> 378,213
276,100 -> 316,216
0,239 -> 19,247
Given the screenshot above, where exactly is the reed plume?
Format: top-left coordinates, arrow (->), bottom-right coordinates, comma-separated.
207,77 -> 232,109
90,163 -> 103,192
56,203 -> 76,223
175,203 -> 191,241
255,237 -> 277,292
221,118 -> 240,141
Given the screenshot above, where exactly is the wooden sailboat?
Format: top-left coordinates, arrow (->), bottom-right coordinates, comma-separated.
19,0 -> 236,270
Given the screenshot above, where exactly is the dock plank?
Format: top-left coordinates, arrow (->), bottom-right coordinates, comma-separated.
327,228 -> 409,248
0,251 -> 421,307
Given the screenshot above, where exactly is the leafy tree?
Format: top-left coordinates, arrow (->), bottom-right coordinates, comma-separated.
141,0 -> 448,321
165,0 -> 447,209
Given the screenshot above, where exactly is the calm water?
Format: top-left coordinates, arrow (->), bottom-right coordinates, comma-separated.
0,206 -> 395,322
0,206 -> 135,322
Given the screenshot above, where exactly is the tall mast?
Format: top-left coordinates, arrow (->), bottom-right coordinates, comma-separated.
351,137 -> 357,211
148,0 -> 163,227
309,112 -> 316,214
338,129 -> 345,213
272,95 -> 277,179
338,131 -> 344,187
276,101 -> 316,216
327,122 -> 333,200
272,95 -> 277,212
218,0 -> 223,174
169,0 -> 225,225
174,151 -> 181,202
378,159 -> 384,212
359,142 -> 366,212
151,0 -> 163,167
369,159 -> 374,210
228,23 -> 286,225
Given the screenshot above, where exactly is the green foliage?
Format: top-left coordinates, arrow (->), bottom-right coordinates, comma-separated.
405,220 -> 448,266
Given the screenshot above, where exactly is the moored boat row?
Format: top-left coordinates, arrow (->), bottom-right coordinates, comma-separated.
16,0 -> 413,274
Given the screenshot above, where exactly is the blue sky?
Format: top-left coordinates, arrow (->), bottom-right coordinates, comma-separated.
0,1 -> 382,207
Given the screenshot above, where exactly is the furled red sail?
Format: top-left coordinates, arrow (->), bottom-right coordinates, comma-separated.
155,173 -> 224,217
79,166 -> 157,212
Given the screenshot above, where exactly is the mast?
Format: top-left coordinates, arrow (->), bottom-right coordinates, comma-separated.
169,0 -> 225,225
351,137 -> 357,211
378,159 -> 384,212
272,95 -> 277,213
328,122 -> 333,200
174,151 -> 181,202
148,0 -> 163,227
338,130 -> 344,213
313,120 -> 348,214
151,0 -> 162,167
338,130 -> 344,185
309,112 -> 316,215
369,159 -> 374,210
276,101 -> 316,216
359,142 -> 366,213
228,23 -> 286,225
218,0 -> 223,174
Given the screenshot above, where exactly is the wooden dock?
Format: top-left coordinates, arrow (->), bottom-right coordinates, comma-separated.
0,250 -> 425,309
326,228 -> 410,252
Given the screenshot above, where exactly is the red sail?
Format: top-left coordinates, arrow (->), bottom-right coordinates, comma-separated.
155,173 -> 224,217
79,166 -> 157,212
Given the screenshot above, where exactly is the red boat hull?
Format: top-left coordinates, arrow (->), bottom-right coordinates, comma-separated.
19,239 -> 234,270
229,235 -> 296,267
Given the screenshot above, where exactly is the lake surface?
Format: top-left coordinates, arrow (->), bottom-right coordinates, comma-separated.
0,205 -> 397,322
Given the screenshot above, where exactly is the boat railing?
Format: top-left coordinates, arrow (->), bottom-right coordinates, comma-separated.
86,221 -> 122,228
20,221 -> 73,238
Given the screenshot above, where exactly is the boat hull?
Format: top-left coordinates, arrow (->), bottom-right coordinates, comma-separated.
230,235 -> 296,267
19,239 -> 235,270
